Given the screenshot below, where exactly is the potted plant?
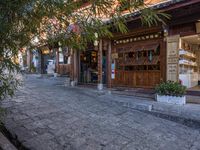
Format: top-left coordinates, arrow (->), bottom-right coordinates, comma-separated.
155,81 -> 187,105
30,64 -> 36,73
53,69 -> 57,77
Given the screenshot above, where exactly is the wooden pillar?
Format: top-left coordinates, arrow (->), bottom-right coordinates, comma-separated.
56,48 -> 59,73
27,49 -> 31,72
70,48 -> 74,81
97,39 -> 103,90
39,50 -> 43,74
107,40 -> 112,88
160,39 -> 167,82
70,49 -> 78,86
74,49 -> 78,82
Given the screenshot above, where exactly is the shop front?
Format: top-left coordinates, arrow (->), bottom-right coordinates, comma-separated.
80,49 -> 98,84
40,46 -> 55,74
79,45 -> 107,84
69,0 -> 200,90
167,22 -> 200,91
179,34 -> 200,89
111,28 -> 166,88
111,0 -> 200,89
166,1 -> 200,91
57,47 -> 71,76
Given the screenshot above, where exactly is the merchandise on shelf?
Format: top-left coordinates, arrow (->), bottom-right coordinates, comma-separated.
178,45 -> 199,88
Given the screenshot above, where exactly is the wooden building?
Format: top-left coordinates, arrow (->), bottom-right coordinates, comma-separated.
70,0 -> 200,89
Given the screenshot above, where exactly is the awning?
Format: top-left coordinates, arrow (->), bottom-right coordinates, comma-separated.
117,43 -> 159,53
143,44 -> 159,52
133,43 -> 159,52
134,45 -> 143,52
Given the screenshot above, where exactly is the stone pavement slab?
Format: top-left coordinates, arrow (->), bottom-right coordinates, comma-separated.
99,92 -> 200,123
1,75 -> 200,150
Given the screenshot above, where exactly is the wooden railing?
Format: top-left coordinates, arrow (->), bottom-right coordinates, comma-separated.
58,64 -> 71,75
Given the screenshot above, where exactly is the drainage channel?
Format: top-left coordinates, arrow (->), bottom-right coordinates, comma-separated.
142,111 -> 200,130
0,124 -> 29,150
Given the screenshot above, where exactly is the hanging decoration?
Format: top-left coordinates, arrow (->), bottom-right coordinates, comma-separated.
114,32 -> 162,45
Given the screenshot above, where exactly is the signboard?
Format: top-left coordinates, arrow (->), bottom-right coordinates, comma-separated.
166,35 -> 180,82
59,53 -> 64,63
111,63 -> 115,70
168,64 -> 178,72
112,53 -> 118,59
196,22 -> 200,34
167,57 -> 178,64
111,70 -> 115,79
111,62 -> 115,79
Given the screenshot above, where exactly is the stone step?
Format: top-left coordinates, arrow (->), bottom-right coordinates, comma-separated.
186,95 -> 200,104
111,90 -> 155,99
64,78 -> 71,86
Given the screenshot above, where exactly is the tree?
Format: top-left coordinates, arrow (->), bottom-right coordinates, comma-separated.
0,0 -> 169,99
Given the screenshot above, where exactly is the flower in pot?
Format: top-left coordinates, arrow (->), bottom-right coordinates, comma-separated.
155,81 -> 187,105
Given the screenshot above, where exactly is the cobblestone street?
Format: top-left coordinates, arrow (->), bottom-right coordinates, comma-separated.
1,75 -> 200,150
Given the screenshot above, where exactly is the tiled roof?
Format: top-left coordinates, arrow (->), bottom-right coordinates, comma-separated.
126,0 -> 187,18
106,0 -> 187,23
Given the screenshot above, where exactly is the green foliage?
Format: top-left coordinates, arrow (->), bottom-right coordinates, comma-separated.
0,57 -> 20,100
155,81 -> 187,97
141,8 -> 170,26
30,64 -> 36,73
0,0 -> 169,100
0,74 -> 19,100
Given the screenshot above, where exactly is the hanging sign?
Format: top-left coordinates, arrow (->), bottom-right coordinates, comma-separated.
166,35 -> 180,82
111,62 -> 115,79
112,53 -> 118,59
111,70 -> 115,79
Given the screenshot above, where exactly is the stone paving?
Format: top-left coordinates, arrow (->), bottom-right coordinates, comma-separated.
1,75 -> 200,150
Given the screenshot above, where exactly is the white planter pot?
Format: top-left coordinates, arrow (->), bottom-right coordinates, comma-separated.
156,95 -> 186,105
97,83 -> 103,91
71,81 -> 77,87
54,73 -> 57,77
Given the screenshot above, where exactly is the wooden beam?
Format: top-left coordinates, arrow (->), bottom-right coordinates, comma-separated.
163,0 -> 200,12
170,13 -> 200,26
112,26 -> 162,40
125,0 -> 200,24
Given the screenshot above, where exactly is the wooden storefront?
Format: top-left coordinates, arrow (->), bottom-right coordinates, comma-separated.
166,1 -> 200,83
69,0 -> 200,89
58,64 -> 71,75
111,29 -> 166,88
110,0 -> 200,89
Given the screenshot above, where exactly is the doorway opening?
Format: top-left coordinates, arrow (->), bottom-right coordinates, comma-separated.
79,49 -> 107,84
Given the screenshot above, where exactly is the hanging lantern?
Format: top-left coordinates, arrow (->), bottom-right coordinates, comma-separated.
148,51 -> 153,62
94,32 -> 99,46
162,25 -> 169,37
